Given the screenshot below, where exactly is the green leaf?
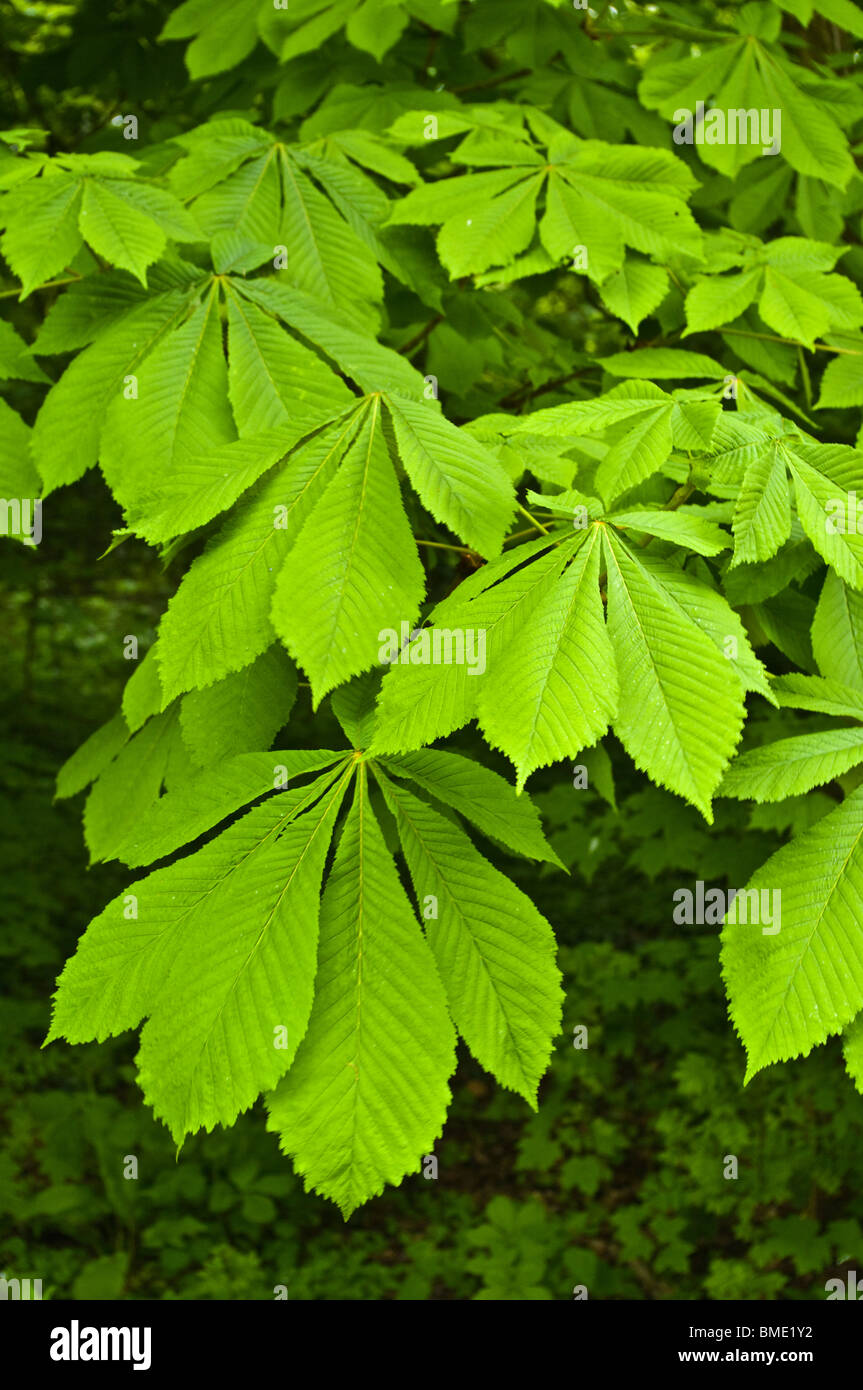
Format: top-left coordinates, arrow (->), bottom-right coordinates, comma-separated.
597,260 -> 668,334
602,531 -> 746,820
477,528 -> 617,788
52,764 -> 352,1142
101,288 -> 236,516
266,766 -> 456,1216
812,570 -> 863,690
180,646 -> 299,768
239,278 -> 424,396
126,434 -> 291,546
279,149 -> 384,323
0,397 -> 38,502
346,0 -> 409,60
0,318 -> 49,382
609,509 -> 731,557
436,174 -> 543,278
55,712 -> 129,801
32,289 -> 197,493
113,750 -> 349,868
556,144 -> 701,263
755,46 -> 854,189
385,392 -> 514,557
376,770 -> 562,1104
730,439 -> 792,566
540,169 -> 621,283
816,349 -> 863,410
718,727 -> 863,801
685,268 -> 762,336
380,748 -> 563,866
786,442 -> 863,589
759,265 -> 833,349
272,397 -> 425,704
156,411 -> 360,702
2,175 -> 84,296
810,0 -> 863,38
772,672 -> 863,720
277,0 -> 354,62
122,647 -> 163,734
598,348 -> 727,381
722,786 -> 863,1080
83,707 -> 189,864
225,284 -> 353,437
161,0 -> 262,78
79,180 -> 166,284
595,396 -> 675,505
371,538 -> 564,754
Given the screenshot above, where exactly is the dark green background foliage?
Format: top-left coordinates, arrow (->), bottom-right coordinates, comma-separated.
5,0 -> 863,1296
5,550 -> 863,1299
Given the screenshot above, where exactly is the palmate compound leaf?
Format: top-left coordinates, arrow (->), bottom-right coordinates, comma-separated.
265,764 -> 457,1217
639,36 -> 854,188
722,786 -> 863,1081
98,277 -> 355,524
373,768 -> 563,1107
32,261 -> 418,500
684,238 -> 863,348
166,119 -> 389,326
78,274 -> 508,706
387,124 -> 701,302
502,380 -> 719,507
50,704 -> 563,1213
372,504 -> 763,810
138,388 -> 512,708
1,160 -> 200,296
47,756 -> 355,1141
249,385 -> 508,705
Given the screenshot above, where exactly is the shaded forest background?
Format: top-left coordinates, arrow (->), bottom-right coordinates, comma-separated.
3,0 -> 863,1299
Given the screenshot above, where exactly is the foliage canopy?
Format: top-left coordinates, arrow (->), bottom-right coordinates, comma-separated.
5,0 -> 863,1216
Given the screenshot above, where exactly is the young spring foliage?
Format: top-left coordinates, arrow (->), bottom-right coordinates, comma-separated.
5,0 -> 863,1212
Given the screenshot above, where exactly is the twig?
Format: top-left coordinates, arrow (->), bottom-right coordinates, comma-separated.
416,539 -> 477,557
400,314 -> 444,357
517,503 -> 549,536
452,68 -> 532,95
0,274 -> 82,299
